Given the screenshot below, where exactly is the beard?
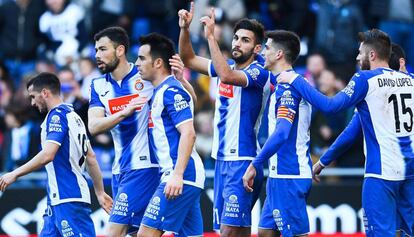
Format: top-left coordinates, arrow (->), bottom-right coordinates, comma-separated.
231,48 -> 254,64
360,56 -> 370,70
97,57 -> 120,74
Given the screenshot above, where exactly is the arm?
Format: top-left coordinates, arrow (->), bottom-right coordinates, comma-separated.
88,106 -> 135,135
253,118 -> 293,169
164,121 -> 196,200
0,142 -> 59,191
178,1 -> 210,75
200,8 -> 249,86
85,143 -> 113,214
278,72 -> 368,113
162,87 -> 195,199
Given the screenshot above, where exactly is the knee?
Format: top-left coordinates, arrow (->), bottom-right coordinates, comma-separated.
137,229 -> 151,237
221,227 -> 249,237
107,224 -> 127,237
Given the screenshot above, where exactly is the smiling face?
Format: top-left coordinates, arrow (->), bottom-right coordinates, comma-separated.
231,29 -> 259,64
135,44 -> 155,81
27,85 -> 47,113
95,36 -> 120,74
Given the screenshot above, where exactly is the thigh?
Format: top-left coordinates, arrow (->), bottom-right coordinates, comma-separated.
397,179 -> 414,236
176,197 -> 203,237
141,183 -> 202,234
270,178 -> 311,237
362,177 -> 399,237
220,160 -> 263,228
53,202 -> 96,237
39,206 -> 62,237
109,168 -> 159,229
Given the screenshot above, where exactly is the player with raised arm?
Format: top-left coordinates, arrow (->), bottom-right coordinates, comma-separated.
0,72 -> 112,237
134,32 -> 205,237
178,3 -> 270,237
243,30 -> 312,237
278,29 -> 414,236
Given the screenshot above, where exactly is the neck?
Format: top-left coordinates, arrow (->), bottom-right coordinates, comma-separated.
47,96 -> 63,112
401,66 -> 408,73
272,61 -> 293,75
370,60 -> 389,70
235,56 -> 256,70
111,59 -> 131,81
152,70 -> 171,87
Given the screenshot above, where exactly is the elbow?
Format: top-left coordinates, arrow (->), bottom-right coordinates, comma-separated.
277,131 -> 290,142
88,123 -> 99,136
219,72 -> 233,84
43,152 -> 54,164
183,129 -> 196,144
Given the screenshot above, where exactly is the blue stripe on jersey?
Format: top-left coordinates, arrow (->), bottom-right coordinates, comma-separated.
161,109 -> 179,160
217,97 -> 229,158
277,108 -> 300,175
107,68 -> 139,172
359,100 -> 382,175
239,87 -> 263,156
47,109 -> 81,199
398,136 -> 414,179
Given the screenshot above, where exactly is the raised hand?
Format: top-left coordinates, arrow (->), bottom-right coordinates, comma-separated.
170,54 -> 185,81
178,1 -> 195,29
200,7 -> 215,40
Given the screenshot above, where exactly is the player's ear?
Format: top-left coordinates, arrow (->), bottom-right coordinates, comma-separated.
153,58 -> 163,69
116,45 -> 126,57
253,44 -> 262,54
276,49 -> 283,60
369,49 -> 376,61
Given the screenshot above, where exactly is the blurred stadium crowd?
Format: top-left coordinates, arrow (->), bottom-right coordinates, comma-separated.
0,0 -> 413,182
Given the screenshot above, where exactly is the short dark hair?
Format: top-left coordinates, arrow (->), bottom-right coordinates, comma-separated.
266,30 -> 301,65
358,29 -> 391,61
94,26 -> 130,53
27,72 -> 61,95
139,33 -> 175,72
389,43 -> 406,71
233,18 -> 265,45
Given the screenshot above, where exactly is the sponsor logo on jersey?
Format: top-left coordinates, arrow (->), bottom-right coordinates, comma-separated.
144,196 -> 161,220
246,67 -> 260,80
49,114 -> 63,132
218,82 -> 234,98
173,93 -> 189,111
342,81 -> 355,97
107,94 -> 142,114
280,90 -> 295,106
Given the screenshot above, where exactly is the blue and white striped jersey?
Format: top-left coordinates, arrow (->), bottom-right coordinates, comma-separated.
290,68 -> 414,181
252,72 -> 312,178
89,63 -> 158,174
208,56 -> 271,161
267,73 -> 312,178
41,104 -> 90,206
148,76 -> 205,189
